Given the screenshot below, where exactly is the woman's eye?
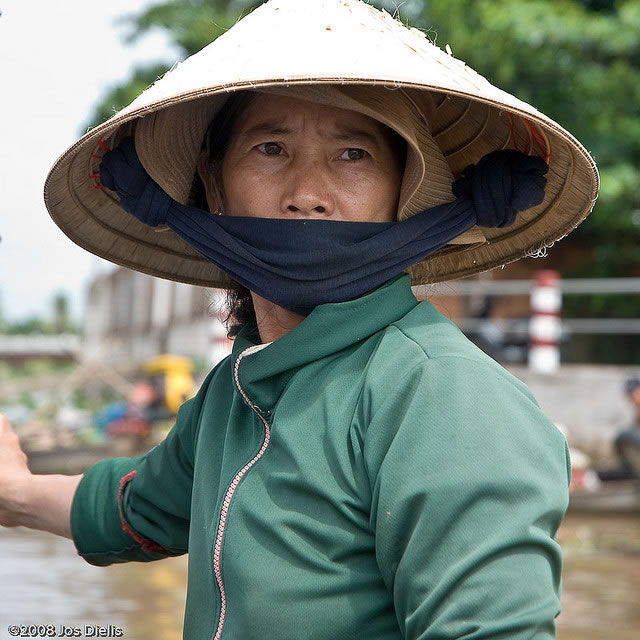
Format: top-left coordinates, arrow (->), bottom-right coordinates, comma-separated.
257,142 -> 283,155
339,148 -> 367,161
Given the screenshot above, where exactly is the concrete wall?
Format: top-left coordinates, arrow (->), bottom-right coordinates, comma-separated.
508,365 -> 638,463
84,268 -> 232,369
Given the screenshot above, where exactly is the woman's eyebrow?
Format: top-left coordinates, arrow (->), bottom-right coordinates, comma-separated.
330,127 -> 382,147
241,121 -> 293,138
240,121 -> 382,147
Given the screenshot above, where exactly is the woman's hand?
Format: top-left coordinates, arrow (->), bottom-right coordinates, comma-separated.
0,413 -> 82,538
0,413 -> 32,527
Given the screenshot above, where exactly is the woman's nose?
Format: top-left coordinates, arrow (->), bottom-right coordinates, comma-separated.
281,161 -> 333,217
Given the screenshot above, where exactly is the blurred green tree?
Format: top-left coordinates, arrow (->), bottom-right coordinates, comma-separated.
416,0 -> 640,284
85,0 -> 260,125
2,293 -> 78,335
52,292 -> 73,334
0,294 -> 7,333
5,316 -> 51,335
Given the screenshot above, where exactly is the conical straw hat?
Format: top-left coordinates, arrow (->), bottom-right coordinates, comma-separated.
44,0 -> 599,288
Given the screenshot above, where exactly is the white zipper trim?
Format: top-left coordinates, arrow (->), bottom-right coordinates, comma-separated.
213,345 -> 271,640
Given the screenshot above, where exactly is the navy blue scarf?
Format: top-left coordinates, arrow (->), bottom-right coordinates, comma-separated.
100,137 -> 547,315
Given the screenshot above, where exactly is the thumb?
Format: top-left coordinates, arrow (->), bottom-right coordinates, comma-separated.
0,413 -> 16,435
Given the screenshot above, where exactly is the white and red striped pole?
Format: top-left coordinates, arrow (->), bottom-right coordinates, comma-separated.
529,270 -> 562,374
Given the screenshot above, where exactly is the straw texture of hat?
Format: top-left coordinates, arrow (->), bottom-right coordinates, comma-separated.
44,0 -> 599,289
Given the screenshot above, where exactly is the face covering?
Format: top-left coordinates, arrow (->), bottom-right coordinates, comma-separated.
100,137 -> 547,315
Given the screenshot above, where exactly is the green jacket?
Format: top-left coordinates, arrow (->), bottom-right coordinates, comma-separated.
72,274 -> 570,639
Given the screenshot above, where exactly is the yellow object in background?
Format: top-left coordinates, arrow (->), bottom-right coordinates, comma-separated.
144,355 -> 195,415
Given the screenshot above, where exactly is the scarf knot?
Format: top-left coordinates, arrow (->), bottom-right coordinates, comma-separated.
452,149 -> 548,228
100,137 -> 172,227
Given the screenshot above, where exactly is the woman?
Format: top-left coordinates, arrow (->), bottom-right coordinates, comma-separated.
0,0 -> 598,638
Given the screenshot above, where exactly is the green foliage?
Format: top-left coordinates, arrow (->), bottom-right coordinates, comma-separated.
2,360 -> 76,381
413,0 -> 640,278
85,1 -> 263,130
121,0 -> 259,56
88,63 -> 171,127
53,292 -> 73,334
71,389 -> 89,410
4,317 -> 51,335
2,292 -> 78,335
19,392 -> 37,411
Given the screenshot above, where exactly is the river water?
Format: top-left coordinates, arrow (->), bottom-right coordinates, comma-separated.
1,512 -> 638,639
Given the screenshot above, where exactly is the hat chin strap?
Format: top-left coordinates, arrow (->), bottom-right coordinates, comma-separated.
100,137 -> 548,315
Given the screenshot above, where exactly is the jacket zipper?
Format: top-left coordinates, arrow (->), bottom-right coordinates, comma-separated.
213,345 -> 271,640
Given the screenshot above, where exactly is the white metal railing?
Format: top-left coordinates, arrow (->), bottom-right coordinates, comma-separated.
413,277 -> 640,336
0,333 -> 81,356
456,318 -> 640,336
414,277 -> 640,297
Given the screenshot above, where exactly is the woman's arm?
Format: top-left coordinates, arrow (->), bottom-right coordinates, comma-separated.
0,414 -> 82,538
362,356 -> 570,640
70,363 -> 222,565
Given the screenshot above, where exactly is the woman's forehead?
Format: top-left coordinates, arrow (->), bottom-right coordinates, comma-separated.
231,92 -> 393,142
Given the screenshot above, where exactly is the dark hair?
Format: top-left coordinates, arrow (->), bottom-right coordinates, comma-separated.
190,92 -> 257,338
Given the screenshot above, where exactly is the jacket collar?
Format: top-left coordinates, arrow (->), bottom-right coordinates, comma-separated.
231,274 -> 418,412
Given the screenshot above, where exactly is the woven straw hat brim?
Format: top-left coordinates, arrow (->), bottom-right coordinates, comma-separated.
44,0 -> 599,289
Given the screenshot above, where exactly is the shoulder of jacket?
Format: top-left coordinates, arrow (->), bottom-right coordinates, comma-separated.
365,302 -> 536,403
369,299 -> 480,363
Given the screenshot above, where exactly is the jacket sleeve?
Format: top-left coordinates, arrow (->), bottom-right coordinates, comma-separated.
70,368 -> 215,566
361,355 -> 570,639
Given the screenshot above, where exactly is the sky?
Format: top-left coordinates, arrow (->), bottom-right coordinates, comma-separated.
0,0 -> 177,324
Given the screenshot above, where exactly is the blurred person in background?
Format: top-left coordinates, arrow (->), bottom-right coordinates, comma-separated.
598,375 -> 640,482
617,376 -> 640,478
599,375 -> 640,480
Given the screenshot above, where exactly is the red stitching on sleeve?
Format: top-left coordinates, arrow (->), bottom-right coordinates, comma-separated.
117,470 -> 165,553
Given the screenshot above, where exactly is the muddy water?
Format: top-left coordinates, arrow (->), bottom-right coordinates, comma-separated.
556,512 -> 640,640
1,512 -> 638,639
0,528 -> 188,639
